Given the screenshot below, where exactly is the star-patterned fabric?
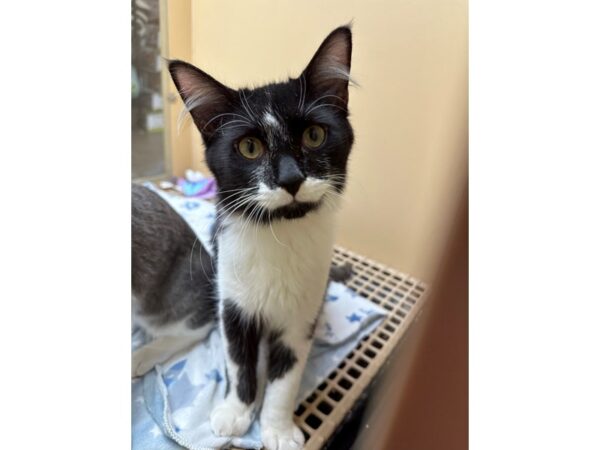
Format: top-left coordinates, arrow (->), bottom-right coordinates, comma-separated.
132,184 -> 387,450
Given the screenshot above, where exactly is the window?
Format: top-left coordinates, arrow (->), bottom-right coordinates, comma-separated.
131,0 -> 167,179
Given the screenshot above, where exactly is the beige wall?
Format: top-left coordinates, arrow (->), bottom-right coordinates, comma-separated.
169,0 -> 467,282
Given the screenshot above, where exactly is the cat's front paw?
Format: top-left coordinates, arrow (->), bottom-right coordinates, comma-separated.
261,422 -> 305,450
210,400 -> 253,437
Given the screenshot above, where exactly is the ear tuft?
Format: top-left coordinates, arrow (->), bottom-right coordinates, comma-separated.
168,60 -> 234,136
302,26 -> 354,105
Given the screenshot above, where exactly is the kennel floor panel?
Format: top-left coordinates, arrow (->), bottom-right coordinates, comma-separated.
287,245 -> 428,450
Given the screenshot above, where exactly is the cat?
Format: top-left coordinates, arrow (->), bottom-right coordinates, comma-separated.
131,184 -> 218,375
135,25 -> 355,450
131,184 -> 351,376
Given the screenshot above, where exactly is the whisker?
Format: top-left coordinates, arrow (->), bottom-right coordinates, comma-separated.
305,103 -> 348,115
297,74 -> 307,113
304,94 -> 346,113
239,90 -> 260,123
214,191 -> 256,210
215,120 -> 252,134
269,216 -> 288,247
202,112 -> 251,132
189,237 -> 198,281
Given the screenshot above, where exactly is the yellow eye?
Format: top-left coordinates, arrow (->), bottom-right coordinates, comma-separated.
238,137 -> 264,160
302,125 -> 326,149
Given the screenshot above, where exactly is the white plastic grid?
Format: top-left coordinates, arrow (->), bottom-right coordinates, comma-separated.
290,246 -> 428,449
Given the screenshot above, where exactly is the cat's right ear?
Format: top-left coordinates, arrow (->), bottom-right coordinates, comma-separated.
168,60 -> 235,136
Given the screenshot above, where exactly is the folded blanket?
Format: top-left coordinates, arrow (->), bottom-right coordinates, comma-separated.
132,184 -> 387,450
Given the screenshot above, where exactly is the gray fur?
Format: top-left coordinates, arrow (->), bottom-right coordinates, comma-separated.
131,184 -> 217,331
329,262 -> 353,283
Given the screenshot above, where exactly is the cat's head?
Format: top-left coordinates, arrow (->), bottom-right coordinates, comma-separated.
169,26 -> 354,222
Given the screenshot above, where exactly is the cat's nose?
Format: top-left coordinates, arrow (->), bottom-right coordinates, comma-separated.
277,155 -> 304,196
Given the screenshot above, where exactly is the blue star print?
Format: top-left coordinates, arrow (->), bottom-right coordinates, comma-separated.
205,369 -> 223,383
346,313 -> 362,323
326,294 -> 339,302
169,359 -> 187,374
163,359 -> 187,386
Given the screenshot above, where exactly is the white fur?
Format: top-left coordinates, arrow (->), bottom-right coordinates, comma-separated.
260,333 -> 312,450
263,111 -> 280,128
255,177 -> 331,210
295,177 -> 330,203
217,205 -> 336,325
317,60 -> 358,86
255,183 -> 294,210
261,107 -> 283,149
210,396 -> 254,437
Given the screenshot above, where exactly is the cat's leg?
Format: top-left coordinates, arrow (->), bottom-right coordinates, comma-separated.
210,300 -> 262,437
260,329 -> 312,450
131,322 -> 212,377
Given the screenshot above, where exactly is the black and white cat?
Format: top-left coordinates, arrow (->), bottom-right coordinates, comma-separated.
133,25 -> 354,450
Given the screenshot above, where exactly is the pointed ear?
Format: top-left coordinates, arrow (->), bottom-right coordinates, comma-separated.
302,26 -> 353,106
168,60 -> 235,136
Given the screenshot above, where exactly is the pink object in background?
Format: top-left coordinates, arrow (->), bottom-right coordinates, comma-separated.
176,170 -> 217,198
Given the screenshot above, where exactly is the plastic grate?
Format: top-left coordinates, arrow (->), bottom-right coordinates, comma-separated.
291,246 -> 428,449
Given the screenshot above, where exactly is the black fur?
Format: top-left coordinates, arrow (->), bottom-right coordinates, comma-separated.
131,184 -> 217,329
222,300 -> 262,404
168,26 -> 354,225
267,331 -> 298,381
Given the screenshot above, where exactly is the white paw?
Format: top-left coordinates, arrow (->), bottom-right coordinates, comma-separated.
210,400 -> 253,437
261,422 -> 305,450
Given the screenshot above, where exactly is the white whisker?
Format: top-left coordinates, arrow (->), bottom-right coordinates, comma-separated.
305,103 -> 348,116
189,237 -> 198,281
269,217 -> 288,248
240,90 -> 260,123
203,112 -> 251,132
304,94 -> 346,113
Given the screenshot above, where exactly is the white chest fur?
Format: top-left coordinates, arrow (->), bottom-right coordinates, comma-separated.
217,207 -> 336,329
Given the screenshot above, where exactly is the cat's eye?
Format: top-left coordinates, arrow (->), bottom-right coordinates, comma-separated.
237,137 -> 264,160
302,125 -> 326,149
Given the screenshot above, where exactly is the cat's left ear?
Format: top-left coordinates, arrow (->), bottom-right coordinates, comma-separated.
302,25 -> 353,106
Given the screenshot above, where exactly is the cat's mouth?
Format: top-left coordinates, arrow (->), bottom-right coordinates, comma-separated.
267,200 -> 322,220
221,179 -> 333,222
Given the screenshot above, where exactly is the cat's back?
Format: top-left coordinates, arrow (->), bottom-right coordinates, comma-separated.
131,184 -> 216,330
131,184 -> 190,269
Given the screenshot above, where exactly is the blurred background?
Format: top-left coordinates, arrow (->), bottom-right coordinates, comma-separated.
132,0 -> 467,284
